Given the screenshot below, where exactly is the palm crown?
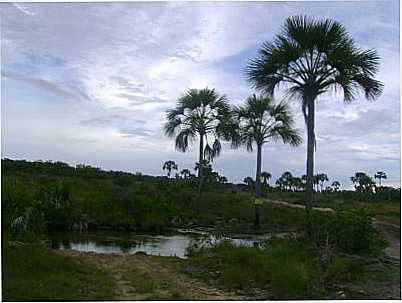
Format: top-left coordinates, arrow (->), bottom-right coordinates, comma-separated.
246,15 -> 383,119
234,95 -> 301,149
233,95 -> 301,199
164,87 -> 234,211
164,88 -> 233,162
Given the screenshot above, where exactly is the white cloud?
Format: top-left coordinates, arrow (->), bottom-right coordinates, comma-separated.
1,1 -> 400,187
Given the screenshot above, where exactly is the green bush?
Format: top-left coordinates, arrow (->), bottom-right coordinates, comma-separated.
324,256 -> 365,282
187,239 -> 318,299
311,209 -> 387,255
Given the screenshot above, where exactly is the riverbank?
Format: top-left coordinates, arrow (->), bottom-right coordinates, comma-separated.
3,228 -> 400,301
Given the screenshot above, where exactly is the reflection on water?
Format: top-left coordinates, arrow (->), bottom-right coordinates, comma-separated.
50,230 -> 265,259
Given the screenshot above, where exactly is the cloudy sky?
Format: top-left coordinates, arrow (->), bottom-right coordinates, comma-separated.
1,1 -> 400,188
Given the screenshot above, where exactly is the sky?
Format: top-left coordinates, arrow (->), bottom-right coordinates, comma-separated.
1,1 -> 400,189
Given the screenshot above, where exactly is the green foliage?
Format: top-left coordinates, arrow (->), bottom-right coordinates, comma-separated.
2,243 -> 114,301
186,239 -> 317,299
122,271 -> 156,293
310,209 -> 387,255
324,256 -> 366,282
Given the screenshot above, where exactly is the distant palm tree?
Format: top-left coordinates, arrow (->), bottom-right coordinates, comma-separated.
164,88 -> 233,211
317,173 -> 329,192
374,171 -> 387,187
247,15 -> 383,235
292,177 -> 303,191
281,171 -> 294,191
162,160 -> 178,178
243,176 -> 255,190
351,172 -> 375,192
233,95 -> 301,198
180,169 -> 191,180
261,171 -> 272,187
275,177 -> 285,191
219,176 -> 228,184
331,181 -> 341,192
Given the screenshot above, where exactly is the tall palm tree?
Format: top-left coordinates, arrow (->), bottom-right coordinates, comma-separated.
374,171 -> 387,187
247,16 -> 383,234
164,88 -> 233,211
162,160 -> 178,178
261,171 -> 272,187
233,95 -> 301,198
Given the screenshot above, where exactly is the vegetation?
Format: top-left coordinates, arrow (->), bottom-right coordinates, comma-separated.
2,242 -> 114,300
2,13 -> 399,302
233,94 -> 301,198
163,160 -> 178,178
375,171 -> 387,187
185,231 -> 389,300
246,15 -> 383,235
164,88 -> 235,212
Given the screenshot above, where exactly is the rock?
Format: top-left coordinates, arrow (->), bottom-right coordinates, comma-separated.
337,290 -> 346,298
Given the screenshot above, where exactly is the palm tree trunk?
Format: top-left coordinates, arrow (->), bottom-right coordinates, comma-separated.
195,133 -> 204,212
254,143 -> 263,229
255,143 -> 262,197
305,99 -> 315,237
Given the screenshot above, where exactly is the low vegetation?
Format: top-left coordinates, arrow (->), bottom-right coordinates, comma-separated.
2,241 -> 114,301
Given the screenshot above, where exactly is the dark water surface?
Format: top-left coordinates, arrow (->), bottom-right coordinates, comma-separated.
50,230 -> 267,258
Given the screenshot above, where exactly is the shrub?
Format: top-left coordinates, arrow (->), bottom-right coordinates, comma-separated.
311,209 -> 387,255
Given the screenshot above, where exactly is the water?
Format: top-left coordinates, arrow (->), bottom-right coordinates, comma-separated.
50,230 -> 267,258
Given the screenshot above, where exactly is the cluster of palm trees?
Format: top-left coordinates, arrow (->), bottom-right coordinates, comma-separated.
164,16 -> 382,234
162,160 -> 227,184
245,171 -> 340,193
351,171 -> 387,192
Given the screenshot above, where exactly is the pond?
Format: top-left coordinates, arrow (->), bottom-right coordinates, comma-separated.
49,230 -> 271,258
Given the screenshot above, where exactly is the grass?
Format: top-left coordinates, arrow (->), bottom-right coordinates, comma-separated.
121,271 -> 156,293
184,235 -> 396,300
186,238 -> 319,299
2,242 -> 114,301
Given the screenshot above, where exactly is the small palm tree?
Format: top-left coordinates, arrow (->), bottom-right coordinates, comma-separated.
180,169 -> 191,180
317,173 -> 329,192
233,95 -> 301,198
164,88 -> 234,211
219,176 -> 228,184
374,171 -> 387,187
281,171 -> 294,191
351,172 -> 375,192
332,181 -> 341,192
243,176 -> 255,190
162,160 -> 178,178
275,177 -> 285,191
247,15 -> 383,234
261,171 -> 272,187
292,177 -> 303,191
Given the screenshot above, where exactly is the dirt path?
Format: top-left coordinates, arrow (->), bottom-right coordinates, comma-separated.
374,219 -> 401,260
264,199 -> 335,213
55,250 -> 244,300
